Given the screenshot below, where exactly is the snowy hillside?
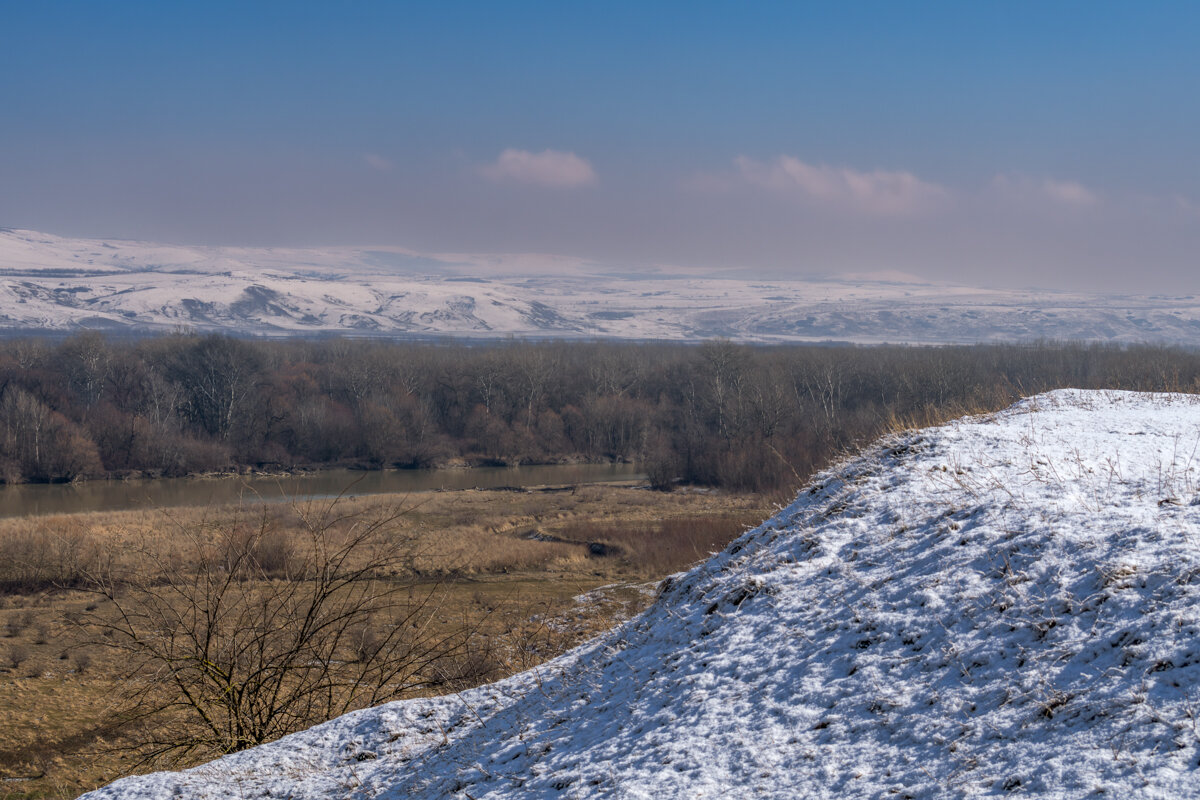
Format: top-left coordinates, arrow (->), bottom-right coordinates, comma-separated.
5,228 -> 1200,344
83,390 -> 1200,798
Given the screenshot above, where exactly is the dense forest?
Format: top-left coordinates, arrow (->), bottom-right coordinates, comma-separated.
0,333 -> 1197,491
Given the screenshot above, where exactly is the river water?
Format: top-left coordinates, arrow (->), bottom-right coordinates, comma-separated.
0,463 -> 644,518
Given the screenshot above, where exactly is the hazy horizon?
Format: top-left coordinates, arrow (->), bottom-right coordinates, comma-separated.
4,2 -> 1199,293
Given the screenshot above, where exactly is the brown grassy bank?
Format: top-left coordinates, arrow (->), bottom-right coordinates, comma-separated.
0,483 -> 768,799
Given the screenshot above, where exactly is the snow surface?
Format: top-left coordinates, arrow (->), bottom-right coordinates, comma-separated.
83,390 -> 1200,798
5,228 -> 1200,344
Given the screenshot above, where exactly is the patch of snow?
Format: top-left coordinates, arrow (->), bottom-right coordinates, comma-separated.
77,390 -> 1200,797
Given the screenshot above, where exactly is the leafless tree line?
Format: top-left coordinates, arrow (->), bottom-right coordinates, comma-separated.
1,333 -> 1197,490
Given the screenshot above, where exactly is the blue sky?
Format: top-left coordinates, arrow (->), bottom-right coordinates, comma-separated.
3,2 -> 1199,291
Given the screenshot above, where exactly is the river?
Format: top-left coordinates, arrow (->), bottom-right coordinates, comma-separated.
0,463 -> 645,518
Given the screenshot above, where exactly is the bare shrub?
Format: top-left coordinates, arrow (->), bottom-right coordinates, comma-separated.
4,609 -> 34,637
491,611 -> 577,675
71,649 -> 91,674
347,619 -> 383,664
0,525 -> 102,594
81,496 -> 476,762
248,526 -> 296,578
643,433 -> 680,491
7,643 -> 29,669
428,638 -> 500,691
206,520 -> 297,580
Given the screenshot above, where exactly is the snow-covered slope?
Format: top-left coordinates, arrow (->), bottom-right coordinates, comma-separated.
83,390 -> 1200,798
5,228 -> 1200,343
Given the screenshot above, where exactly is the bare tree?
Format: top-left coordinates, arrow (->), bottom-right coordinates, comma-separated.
160,334 -> 264,441
0,385 -> 102,482
81,496 -> 479,762
58,331 -> 112,413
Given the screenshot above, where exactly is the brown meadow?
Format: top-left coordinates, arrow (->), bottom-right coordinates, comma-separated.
0,482 -> 768,799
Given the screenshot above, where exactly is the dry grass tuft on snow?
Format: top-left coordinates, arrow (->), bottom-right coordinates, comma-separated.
82,390 -> 1200,798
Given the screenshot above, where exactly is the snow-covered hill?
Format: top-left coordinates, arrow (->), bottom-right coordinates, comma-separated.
84,390 -> 1200,798
4,228 -> 1200,344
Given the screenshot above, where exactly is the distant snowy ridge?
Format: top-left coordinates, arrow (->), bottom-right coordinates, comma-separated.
4,229 -> 1200,344
84,390 -> 1200,799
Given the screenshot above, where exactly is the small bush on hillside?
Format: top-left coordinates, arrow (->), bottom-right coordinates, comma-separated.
80,497 -> 477,762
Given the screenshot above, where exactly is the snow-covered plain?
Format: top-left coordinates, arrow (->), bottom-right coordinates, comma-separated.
84,390 -> 1200,798
5,228 -> 1200,344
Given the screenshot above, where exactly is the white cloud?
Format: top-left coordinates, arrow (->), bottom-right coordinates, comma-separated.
1042,179 -> 1098,206
364,153 -> 394,172
480,149 -> 597,188
991,174 -> 1100,207
733,155 -> 949,215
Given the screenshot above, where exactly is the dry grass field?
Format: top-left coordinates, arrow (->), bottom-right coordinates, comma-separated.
0,482 -> 769,799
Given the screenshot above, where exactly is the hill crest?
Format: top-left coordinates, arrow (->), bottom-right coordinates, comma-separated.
83,390 -> 1200,798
